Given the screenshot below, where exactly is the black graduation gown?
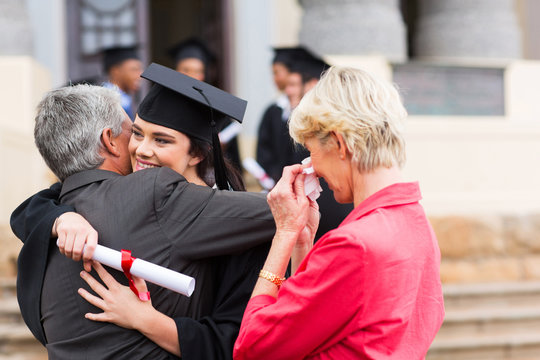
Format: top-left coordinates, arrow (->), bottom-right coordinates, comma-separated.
256,104 -> 309,183
11,182 -> 74,346
10,168 -> 274,359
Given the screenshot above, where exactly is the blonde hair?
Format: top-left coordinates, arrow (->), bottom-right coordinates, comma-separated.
289,66 -> 407,173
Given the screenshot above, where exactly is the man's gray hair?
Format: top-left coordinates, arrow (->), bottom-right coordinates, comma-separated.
34,84 -> 126,181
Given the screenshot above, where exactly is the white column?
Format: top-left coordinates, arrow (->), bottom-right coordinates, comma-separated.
298,0 -> 407,62
0,0 -> 33,55
415,0 -> 522,62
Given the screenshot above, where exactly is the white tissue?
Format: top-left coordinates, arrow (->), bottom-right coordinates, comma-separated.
301,157 -> 322,201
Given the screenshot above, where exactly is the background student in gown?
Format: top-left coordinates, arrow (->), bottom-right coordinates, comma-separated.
101,45 -> 143,120
234,66 -> 445,359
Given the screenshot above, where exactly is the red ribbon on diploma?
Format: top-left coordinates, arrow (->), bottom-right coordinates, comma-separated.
121,249 -> 151,301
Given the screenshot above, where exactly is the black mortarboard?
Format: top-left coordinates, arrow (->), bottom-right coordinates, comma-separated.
271,46 -> 318,70
288,48 -> 330,81
102,46 -> 140,73
138,63 -> 247,190
168,37 -> 216,68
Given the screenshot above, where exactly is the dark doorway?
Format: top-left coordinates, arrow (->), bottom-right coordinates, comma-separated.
149,0 -> 227,89
65,0 -> 150,85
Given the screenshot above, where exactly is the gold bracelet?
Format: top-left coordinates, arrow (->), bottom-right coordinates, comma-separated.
259,269 -> 286,288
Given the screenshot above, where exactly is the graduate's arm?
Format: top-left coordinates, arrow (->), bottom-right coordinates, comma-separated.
78,254 -> 260,360
78,262 -> 181,356
182,191 -> 275,259
10,182 -> 98,271
175,243 -> 269,360
156,173 -> 276,259
10,182 -> 73,242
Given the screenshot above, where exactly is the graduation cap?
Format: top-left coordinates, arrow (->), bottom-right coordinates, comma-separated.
103,46 -> 140,73
288,48 -> 330,82
271,46 -> 319,70
168,37 -> 216,68
138,63 -> 247,190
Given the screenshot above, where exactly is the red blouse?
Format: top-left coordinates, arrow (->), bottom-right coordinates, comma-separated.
234,182 -> 444,359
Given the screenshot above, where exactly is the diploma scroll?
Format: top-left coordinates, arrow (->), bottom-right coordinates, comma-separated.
242,157 -> 276,191
218,122 -> 242,144
81,244 -> 195,297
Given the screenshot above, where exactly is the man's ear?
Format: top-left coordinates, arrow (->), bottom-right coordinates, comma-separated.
101,128 -> 121,157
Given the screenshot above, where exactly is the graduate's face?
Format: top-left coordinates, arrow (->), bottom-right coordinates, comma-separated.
129,116 -> 203,182
176,58 -> 206,82
304,135 -> 353,204
285,72 -> 303,109
272,63 -> 290,91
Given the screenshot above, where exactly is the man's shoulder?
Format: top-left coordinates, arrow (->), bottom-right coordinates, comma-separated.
106,167 -> 187,187
60,168 -> 189,204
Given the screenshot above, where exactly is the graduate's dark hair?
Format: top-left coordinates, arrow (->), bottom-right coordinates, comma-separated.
189,137 -> 245,191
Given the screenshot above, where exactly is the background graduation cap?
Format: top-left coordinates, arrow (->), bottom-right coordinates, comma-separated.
271,46 -> 319,71
168,37 -> 216,69
287,47 -> 330,82
102,45 -> 140,73
138,63 -> 247,190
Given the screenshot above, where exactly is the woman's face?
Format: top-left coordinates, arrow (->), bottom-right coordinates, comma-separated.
304,135 -> 353,204
129,116 -> 203,183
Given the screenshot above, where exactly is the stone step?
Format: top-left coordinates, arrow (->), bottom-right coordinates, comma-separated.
0,355 -> 47,360
0,323 -> 46,358
439,305 -> 540,337
427,331 -> 540,360
443,281 -> 540,310
428,281 -> 540,359
0,297 -> 23,323
0,278 -> 16,299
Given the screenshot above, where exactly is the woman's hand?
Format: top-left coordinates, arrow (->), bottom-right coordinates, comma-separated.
291,199 -> 319,274
267,164 -> 310,238
78,261 -> 155,331
297,199 -> 320,247
54,212 -> 98,272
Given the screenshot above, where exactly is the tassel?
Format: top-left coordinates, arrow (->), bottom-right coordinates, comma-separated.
193,86 -> 229,190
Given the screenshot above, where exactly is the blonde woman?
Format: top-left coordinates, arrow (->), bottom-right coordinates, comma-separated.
234,66 -> 445,359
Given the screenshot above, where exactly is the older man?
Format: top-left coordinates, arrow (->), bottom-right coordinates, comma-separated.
12,83 -> 274,359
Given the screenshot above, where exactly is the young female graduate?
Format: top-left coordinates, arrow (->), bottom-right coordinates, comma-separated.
11,64 -> 274,359
168,37 -> 242,172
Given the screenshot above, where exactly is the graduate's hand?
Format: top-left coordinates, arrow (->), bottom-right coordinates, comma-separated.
267,164 -> 309,239
78,261 -> 155,331
55,212 -> 98,272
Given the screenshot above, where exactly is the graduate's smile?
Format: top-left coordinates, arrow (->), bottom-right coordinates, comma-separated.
135,159 -> 160,171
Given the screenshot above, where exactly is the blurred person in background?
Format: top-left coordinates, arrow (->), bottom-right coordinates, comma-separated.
256,46 -> 315,184
102,46 -> 143,120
